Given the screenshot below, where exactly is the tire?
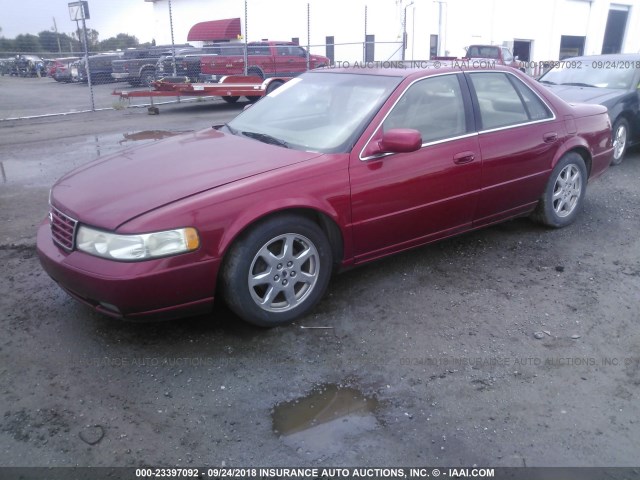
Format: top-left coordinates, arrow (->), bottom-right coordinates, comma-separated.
247,67 -> 264,80
266,80 -> 284,95
611,118 -> 629,166
532,152 -> 587,228
140,68 -> 156,87
221,96 -> 239,104
221,215 -> 333,327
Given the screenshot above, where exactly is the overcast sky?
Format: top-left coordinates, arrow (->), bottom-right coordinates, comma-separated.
0,0 -> 155,42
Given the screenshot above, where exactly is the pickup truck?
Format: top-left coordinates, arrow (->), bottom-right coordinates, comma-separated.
111,44 -> 193,86
156,44 -> 245,82
434,44 -> 523,70
199,41 -> 330,82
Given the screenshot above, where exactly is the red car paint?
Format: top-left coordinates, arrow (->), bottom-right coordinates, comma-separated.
37,65 -> 613,321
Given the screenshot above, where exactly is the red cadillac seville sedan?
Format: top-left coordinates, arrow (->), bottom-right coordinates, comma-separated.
37,64 -> 613,326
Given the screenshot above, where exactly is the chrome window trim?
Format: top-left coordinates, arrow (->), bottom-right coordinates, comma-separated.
468,70 -> 557,133
358,71 -> 469,161
358,69 -> 558,161
360,132 -> 479,161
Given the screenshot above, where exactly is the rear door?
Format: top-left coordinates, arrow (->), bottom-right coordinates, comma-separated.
247,43 -> 275,77
465,71 -> 562,226
274,44 -> 308,76
349,73 -> 482,262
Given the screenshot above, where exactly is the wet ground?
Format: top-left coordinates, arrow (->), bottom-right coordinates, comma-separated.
1,76 -> 640,468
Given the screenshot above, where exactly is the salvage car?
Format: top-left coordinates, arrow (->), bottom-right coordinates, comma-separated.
539,54 -> 640,164
37,65 -> 613,327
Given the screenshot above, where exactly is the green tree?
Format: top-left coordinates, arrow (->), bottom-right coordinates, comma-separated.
38,30 -> 62,52
0,37 -> 16,53
14,34 -> 41,53
97,33 -> 139,51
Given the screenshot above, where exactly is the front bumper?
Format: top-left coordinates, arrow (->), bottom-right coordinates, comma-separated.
37,221 -> 220,320
111,72 -> 131,80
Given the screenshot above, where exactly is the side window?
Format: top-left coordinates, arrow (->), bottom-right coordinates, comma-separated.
383,74 -> 468,143
511,76 -> 553,121
502,48 -> 513,63
248,45 -> 270,56
468,72 -> 529,129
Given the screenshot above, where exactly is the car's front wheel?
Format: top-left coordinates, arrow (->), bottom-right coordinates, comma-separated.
221,215 -> 333,327
532,152 -> 587,228
611,118 -> 629,165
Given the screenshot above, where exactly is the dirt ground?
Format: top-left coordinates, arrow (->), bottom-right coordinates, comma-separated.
1,75 -> 639,469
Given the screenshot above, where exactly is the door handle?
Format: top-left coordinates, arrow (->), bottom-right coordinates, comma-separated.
543,132 -> 558,143
453,151 -> 476,164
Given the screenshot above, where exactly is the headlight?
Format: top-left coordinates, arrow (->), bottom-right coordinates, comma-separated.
76,226 -> 200,261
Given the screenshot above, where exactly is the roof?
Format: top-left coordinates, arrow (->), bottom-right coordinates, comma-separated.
187,18 -> 241,41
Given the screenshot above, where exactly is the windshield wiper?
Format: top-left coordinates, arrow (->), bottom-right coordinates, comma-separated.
539,80 -> 556,85
241,131 -> 290,148
561,82 -> 596,88
219,123 -> 237,134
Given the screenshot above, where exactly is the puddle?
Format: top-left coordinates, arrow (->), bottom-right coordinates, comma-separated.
1,131 -> 189,186
272,384 -> 380,457
119,130 -> 187,144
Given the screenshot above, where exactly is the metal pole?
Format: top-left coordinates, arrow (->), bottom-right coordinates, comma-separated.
402,7 -> 406,61
243,0 -> 248,75
306,3 -> 310,71
364,5 -> 367,62
411,4 -> 415,61
437,1 -> 444,56
80,6 -> 95,111
168,0 -> 176,76
52,17 -> 62,53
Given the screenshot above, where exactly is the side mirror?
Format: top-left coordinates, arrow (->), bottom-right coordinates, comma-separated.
378,128 -> 422,153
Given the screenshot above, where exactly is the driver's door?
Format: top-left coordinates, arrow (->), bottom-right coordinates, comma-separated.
349,73 -> 482,263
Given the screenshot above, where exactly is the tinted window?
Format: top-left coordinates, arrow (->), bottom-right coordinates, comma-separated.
248,45 -> 270,56
383,74 -> 468,143
469,72 -> 529,129
511,76 -> 553,121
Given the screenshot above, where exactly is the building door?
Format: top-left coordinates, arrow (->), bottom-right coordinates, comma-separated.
513,40 -> 531,61
430,34 -> 438,59
559,36 -> 585,59
365,35 -> 375,62
602,5 -> 629,54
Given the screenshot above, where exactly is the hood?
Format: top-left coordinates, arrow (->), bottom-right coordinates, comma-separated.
541,84 -> 624,105
51,128 -> 322,230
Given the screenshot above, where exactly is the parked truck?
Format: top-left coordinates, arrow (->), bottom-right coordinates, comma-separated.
434,44 -> 523,70
199,41 -> 330,83
111,44 -> 193,86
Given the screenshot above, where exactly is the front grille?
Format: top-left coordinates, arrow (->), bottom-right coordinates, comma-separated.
50,206 -> 78,251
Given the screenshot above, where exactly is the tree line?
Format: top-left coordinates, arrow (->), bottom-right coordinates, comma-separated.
0,28 -> 150,55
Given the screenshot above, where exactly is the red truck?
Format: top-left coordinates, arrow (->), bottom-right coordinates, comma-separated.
434,44 -> 523,70
199,41 -> 330,82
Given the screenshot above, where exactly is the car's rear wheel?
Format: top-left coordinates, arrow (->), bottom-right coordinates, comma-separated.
221,96 -> 239,104
140,68 -> 156,87
247,67 -> 264,79
221,215 -> 333,327
611,118 -> 629,165
266,80 -> 284,95
532,152 -> 587,228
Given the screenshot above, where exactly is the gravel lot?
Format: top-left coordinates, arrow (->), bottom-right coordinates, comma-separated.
1,74 -> 639,469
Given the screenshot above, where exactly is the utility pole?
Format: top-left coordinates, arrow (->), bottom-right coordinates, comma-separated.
52,17 -> 62,53
402,1 -> 414,61
434,0 -> 446,56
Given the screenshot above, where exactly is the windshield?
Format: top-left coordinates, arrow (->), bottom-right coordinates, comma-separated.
467,46 -> 500,59
539,61 -> 635,90
226,72 -> 403,153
